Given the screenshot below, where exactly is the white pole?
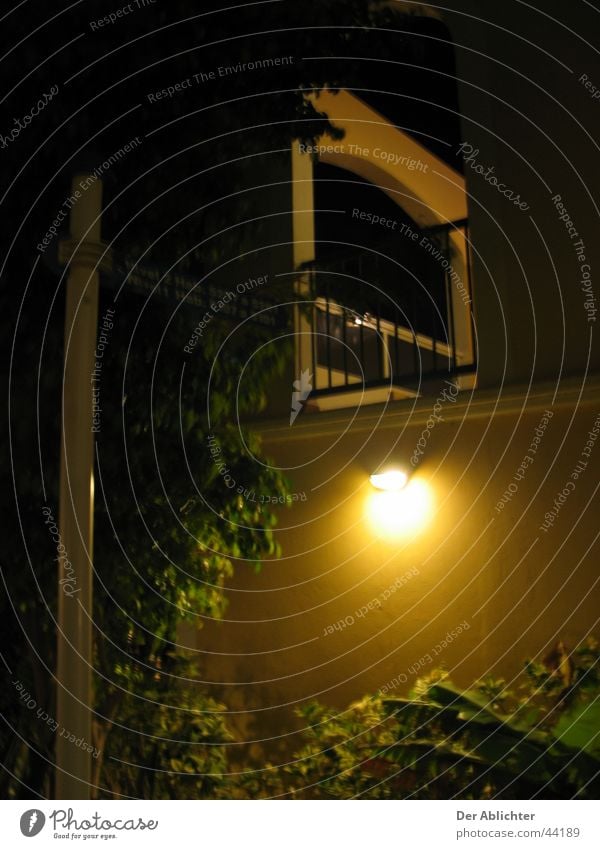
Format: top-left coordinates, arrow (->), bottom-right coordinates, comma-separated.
55,175 -> 102,799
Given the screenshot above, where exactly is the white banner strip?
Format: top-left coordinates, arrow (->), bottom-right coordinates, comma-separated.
0,800 -> 598,847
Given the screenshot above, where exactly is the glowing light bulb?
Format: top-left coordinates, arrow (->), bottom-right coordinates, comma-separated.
369,469 -> 409,491
366,478 -> 433,538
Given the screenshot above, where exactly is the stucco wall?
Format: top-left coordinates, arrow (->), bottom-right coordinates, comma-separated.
196,376 -> 600,761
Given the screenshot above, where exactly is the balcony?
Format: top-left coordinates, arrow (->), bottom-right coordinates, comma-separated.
296,220 -> 477,411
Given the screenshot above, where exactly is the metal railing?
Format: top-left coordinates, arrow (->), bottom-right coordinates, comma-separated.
305,220 -> 476,395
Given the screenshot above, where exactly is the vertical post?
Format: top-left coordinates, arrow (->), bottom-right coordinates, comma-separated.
291,144 -> 315,383
56,174 -> 102,799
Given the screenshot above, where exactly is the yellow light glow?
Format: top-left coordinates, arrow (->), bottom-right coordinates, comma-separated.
366,479 -> 433,539
369,469 -> 409,491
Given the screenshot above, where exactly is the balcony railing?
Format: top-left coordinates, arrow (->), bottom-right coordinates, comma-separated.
301,220 -> 476,398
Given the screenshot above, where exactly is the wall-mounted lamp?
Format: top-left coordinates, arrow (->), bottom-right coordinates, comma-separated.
369,469 -> 409,492
366,468 -> 433,539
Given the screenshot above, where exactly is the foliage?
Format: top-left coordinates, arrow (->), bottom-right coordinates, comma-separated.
97,652 -> 235,800
268,639 -> 600,799
91,290 -> 290,796
0,268 -> 290,798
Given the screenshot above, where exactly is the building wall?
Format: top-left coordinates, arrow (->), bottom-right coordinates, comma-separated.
443,0 -> 600,386
194,0 -> 600,763
197,377 -> 600,761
